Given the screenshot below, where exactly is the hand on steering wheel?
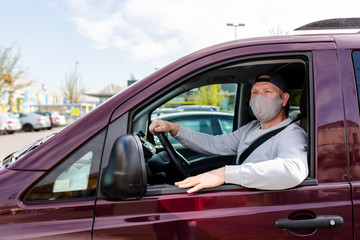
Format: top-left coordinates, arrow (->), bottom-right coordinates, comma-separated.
156,132 -> 189,179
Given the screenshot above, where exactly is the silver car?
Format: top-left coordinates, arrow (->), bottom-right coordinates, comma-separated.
0,112 -> 22,134
13,112 -> 51,132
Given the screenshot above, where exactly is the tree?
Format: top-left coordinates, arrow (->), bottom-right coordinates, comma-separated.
188,85 -> 229,109
0,44 -> 32,111
63,70 -> 86,103
269,25 -> 289,36
100,83 -> 124,94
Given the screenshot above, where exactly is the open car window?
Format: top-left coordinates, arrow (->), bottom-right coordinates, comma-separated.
150,83 -> 237,146
130,54 -> 313,192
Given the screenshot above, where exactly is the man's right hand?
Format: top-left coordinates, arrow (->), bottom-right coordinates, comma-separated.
149,120 -> 179,136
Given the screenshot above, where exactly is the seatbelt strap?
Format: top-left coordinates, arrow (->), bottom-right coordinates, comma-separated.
238,118 -> 299,165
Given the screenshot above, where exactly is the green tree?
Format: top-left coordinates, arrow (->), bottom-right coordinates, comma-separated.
189,85 -> 228,109
63,70 -> 86,103
0,44 -> 32,111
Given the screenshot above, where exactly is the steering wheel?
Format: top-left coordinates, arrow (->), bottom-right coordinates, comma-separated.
156,132 -> 189,179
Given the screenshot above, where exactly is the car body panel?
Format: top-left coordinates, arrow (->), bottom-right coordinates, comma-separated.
0,169 -> 92,239
93,183 -> 352,239
1,32 -> 360,239
334,35 -> 360,239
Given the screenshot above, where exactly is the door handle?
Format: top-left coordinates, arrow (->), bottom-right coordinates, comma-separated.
276,215 -> 343,229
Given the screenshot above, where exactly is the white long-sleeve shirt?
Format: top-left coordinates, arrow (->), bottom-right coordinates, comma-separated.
174,118 -> 308,190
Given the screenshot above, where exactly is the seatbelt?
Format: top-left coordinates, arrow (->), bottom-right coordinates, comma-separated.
238,118 -> 299,165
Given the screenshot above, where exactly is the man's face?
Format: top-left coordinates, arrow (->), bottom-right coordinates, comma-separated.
250,81 -> 283,99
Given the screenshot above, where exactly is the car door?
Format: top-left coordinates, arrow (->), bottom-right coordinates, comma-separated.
93,42 -> 353,239
341,44 -> 360,239
0,130 -> 106,239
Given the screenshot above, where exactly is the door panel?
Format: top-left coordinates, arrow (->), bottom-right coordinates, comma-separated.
93,183 -> 352,239
344,49 -> 360,239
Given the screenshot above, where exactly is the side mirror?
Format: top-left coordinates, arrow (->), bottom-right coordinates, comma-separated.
101,134 -> 147,199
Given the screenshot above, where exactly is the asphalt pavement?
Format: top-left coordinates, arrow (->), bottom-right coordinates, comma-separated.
0,126 -> 67,161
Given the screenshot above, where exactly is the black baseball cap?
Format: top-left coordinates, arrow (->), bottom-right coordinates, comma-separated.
254,73 -> 288,93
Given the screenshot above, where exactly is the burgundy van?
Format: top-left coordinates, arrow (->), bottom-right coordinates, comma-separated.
1,18 -> 360,239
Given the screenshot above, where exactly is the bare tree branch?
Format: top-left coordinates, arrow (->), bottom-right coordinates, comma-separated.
0,44 -> 32,111
62,70 -> 86,103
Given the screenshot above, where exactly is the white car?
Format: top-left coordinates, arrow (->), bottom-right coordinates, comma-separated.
13,112 -> 51,132
51,112 -> 67,127
0,112 -> 22,134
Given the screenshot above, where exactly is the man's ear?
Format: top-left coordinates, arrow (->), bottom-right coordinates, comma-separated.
281,93 -> 290,107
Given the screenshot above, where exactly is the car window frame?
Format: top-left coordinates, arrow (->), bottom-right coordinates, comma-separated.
127,52 -> 316,195
23,129 -> 106,204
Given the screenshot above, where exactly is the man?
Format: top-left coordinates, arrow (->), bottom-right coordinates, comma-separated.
149,73 -> 308,193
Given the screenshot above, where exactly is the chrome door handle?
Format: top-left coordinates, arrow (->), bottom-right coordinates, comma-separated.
275,215 -> 343,229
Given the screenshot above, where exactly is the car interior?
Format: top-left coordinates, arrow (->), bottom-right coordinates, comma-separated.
130,53 -> 313,190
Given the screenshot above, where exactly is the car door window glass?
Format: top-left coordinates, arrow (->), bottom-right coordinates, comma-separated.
53,152 -> 93,192
176,118 -> 213,134
219,118 -> 234,133
24,130 -> 105,202
353,51 -> 360,107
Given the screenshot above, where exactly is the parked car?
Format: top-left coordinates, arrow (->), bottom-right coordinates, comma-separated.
50,111 -> 67,127
36,112 -> 52,129
151,108 -> 178,118
13,112 -> 51,132
0,123 -> 5,135
175,105 -> 219,112
1,18 -> 360,239
37,111 -> 67,128
0,112 -> 22,134
154,111 -> 233,144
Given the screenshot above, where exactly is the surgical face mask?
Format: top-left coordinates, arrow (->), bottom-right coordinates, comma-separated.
249,94 -> 283,123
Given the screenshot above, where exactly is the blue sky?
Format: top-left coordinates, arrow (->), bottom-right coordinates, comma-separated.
1,0 -> 359,93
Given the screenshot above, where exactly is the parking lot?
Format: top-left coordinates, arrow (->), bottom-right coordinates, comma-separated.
0,126 -> 67,161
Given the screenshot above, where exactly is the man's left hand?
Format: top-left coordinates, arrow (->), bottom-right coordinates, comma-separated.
175,167 -> 225,193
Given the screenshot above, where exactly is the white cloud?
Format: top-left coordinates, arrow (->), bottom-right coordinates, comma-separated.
63,0 -> 360,63
72,12 -> 126,49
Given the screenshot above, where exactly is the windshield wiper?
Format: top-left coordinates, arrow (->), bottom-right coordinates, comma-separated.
1,133 -> 56,168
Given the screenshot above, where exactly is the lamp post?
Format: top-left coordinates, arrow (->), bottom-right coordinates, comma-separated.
75,61 -> 79,80
226,23 -> 245,40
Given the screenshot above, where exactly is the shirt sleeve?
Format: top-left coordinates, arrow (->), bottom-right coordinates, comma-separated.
174,126 -> 241,156
225,125 -> 308,190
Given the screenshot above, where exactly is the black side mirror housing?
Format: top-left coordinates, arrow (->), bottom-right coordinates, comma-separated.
101,134 -> 147,199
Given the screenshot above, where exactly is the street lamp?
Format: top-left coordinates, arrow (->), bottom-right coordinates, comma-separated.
226,23 -> 245,40
75,61 -> 79,80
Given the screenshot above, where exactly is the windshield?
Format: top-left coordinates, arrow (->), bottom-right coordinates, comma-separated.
1,133 -> 56,169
